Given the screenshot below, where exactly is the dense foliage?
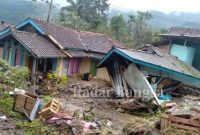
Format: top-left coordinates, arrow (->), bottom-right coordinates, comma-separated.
0,59 -> 29,90
58,1 -> 165,49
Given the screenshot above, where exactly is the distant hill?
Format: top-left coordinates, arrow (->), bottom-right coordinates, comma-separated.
0,0 -> 59,24
1,0 -> 200,30
109,6 -> 200,30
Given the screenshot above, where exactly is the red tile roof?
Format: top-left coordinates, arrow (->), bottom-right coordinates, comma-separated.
11,30 -> 66,58
32,19 -> 84,50
80,31 -> 125,54
16,18 -> 126,56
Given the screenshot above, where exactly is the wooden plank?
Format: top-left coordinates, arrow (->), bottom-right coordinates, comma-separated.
191,107 -> 200,114
170,115 -> 200,128
161,114 -> 170,130
161,113 -> 170,119
25,102 -> 35,110
171,123 -> 200,132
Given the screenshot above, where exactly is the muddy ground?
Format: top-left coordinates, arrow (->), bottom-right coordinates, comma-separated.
0,113 -> 24,135
57,79 -> 161,135
1,79 -> 200,135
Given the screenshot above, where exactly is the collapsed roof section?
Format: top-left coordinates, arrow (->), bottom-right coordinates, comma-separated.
99,45 -> 200,105
99,45 -> 200,86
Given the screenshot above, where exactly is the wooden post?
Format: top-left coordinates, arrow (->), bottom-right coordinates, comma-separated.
3,41 -> 8,60
168,38 -> 172,53
10,40 -> 16,66
32,58 -> 37,79
20,46 -> 25,66
52,58 -> 57,71
43,59 -> 47,73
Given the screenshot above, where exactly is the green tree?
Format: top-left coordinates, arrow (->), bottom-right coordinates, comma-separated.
60,0 -> 109,29
59,12 -> 89,31
128,11 -> 153,48
31,0 -> 54,22
110,15 -> 128,43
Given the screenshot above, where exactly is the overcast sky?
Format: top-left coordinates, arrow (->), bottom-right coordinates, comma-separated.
55,0 -> 200,13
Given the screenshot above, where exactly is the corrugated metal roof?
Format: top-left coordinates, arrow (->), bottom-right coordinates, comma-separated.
159,27 -> 200,38
99,46 -> 200,84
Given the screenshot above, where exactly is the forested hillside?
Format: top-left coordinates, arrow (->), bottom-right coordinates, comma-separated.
109,6 -> 200,29
1,0 -> 200,29
0,0 -> 59,24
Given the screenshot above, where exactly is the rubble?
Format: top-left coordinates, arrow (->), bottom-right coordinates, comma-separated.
98,46 -> 200,108
160,94 -> 200,132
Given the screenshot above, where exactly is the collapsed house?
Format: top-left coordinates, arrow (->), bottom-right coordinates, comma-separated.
98,45 -> 200,105
0,18 -> 123,80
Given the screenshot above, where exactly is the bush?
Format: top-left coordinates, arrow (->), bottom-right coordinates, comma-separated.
0,91 -> 22,118
45,71 -> 68,93
0,59 -> 29,89
47,71 -> 68,86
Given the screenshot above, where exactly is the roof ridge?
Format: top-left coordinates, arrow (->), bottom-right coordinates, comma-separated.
32,18 -> 78,33
12,29 -> 40,36
171,27 -> 200,31
146,44 -> 169,55
77,31 -> 88,51
80,31 -> 107,37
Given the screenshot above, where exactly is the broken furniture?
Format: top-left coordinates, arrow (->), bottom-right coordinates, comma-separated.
13,93 -> 41,121
39,99 -> 60,120
161,113 -> 200,132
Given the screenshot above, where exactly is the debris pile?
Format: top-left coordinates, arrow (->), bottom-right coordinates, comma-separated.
160,95 -> 200,132
67,82 -> 115,97
98,46 -> 200,109
57,79 -> 115,98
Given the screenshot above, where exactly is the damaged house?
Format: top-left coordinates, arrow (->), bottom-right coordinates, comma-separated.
0,21 -> 12,58
0,18 -> 123,80
99,45 -> 200,105
157,27 -> 200,71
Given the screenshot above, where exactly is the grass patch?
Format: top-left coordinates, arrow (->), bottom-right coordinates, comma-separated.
43,95 -> 53,104
0,91 -> 22,118
16,120 -> 59,135
0,92 -> 60,135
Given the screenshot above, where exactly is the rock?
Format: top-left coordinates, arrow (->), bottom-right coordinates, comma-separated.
0,116 -> 6,122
